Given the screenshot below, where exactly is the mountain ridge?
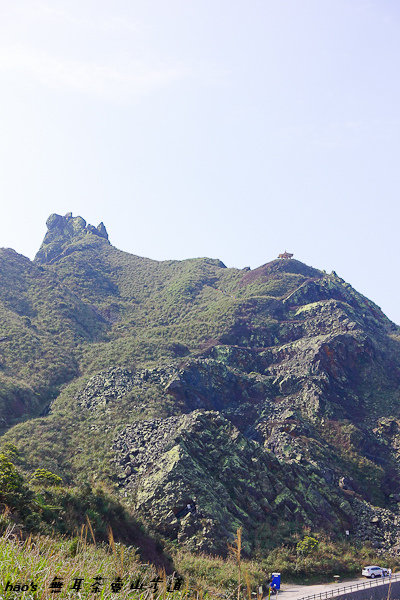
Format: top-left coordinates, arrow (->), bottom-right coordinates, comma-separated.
1,212 -> 400,557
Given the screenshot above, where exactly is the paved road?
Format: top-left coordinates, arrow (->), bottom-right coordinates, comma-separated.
277,576 -> 393,600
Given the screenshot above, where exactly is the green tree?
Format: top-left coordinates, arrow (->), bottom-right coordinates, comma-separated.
296,536 -> 319,556
30,468 -> 63,486
1,443 -> 21,461
0,453 -> 29,510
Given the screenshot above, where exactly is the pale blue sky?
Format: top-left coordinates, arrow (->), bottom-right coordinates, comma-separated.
1,1 -> 400,322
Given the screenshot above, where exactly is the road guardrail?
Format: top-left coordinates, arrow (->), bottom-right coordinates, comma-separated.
295,572 -> 400,600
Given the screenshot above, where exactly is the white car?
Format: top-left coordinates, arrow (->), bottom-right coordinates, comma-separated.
362,566 -> 385,578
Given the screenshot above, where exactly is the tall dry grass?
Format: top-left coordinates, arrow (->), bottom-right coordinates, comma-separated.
0,525 -> 188,599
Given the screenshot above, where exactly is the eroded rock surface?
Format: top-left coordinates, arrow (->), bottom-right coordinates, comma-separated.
35,212 -> 109,264
112,410 -> 354,554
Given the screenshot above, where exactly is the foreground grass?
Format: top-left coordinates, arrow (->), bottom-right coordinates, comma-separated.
0,527 -> 183,600
1,525 -> 399,600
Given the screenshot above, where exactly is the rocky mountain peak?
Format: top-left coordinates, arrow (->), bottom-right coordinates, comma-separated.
34,212 -> 109,264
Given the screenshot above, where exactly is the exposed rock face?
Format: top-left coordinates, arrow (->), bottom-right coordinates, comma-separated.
112,410 -> 352,554
77,360 -> 270,416
352,498 -> 400,554
77,367 -> 135,410
35,212 -> 109,264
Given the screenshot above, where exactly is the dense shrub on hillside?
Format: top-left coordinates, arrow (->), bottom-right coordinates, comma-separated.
0,453 -> 32,513
296,536 -> 319,556
30,468 -> 63,486
0,454 -> 141,547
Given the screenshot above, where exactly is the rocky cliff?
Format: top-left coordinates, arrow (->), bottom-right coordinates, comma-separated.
35,212 -> 109,265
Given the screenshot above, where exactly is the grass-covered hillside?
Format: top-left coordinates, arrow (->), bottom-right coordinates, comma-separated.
1,212 -> 400,567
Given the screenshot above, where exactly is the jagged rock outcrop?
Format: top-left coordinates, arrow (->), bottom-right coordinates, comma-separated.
77,360 -> 271,417
77,367 -> 136,410
35,212 -> 109,265
112,410 -> 352,554
352,498 -> 400,554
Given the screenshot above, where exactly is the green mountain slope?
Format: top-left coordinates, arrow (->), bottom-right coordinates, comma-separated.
0,246 -> 106,428
2,212 -> 400,556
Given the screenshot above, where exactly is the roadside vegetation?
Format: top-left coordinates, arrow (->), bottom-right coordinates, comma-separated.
174,532 -> 399,588
0,519 -> 399,600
